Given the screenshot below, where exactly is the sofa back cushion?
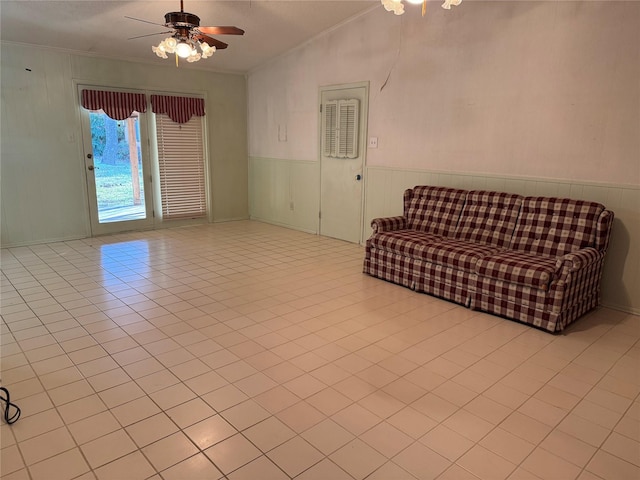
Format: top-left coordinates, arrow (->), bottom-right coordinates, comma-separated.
509,197 -> 605,257
404,186 -> 467,237
454,191 -> 523,248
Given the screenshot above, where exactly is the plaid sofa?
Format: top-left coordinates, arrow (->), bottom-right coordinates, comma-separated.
363,186 -> 614,332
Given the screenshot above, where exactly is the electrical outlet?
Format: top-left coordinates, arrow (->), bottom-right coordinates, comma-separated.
368,137 -> 378,148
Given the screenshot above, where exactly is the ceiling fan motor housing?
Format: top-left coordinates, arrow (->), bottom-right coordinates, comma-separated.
165,11 -> 200,28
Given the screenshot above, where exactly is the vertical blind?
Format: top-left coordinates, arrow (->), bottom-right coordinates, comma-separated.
156,114 -> 207,220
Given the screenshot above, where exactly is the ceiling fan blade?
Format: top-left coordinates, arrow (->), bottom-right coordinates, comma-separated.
194,34 -> 228,50
125,15 -> 166,27
128,31 -> 173,40
198,26 -> 244,36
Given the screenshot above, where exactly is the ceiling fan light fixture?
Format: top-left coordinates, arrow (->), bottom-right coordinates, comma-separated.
134,0 -> 243,65
153,35 -> 216,64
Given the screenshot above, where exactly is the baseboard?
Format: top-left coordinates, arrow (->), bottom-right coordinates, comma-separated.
212,216 -> 251,223
600,302 -> 640,317
0,233 -> 90,249
249,216 -> 318,235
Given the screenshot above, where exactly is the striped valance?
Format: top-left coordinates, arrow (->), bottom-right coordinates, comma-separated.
151,94 -> 205,124
81,90 -> 147,120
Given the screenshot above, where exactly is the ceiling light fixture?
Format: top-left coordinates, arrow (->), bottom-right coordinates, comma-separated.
381,0 -> 462,16
153,35 -> 216,64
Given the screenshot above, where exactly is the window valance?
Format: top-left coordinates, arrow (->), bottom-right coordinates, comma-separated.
81,90 -> 147,120
151,94 -> 205,124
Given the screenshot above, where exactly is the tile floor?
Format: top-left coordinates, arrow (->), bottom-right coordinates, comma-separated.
1,220 -> 639,480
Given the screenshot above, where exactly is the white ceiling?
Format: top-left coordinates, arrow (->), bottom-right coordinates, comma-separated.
0,1 -> 379,73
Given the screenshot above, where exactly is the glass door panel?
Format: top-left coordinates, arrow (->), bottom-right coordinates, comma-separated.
90,112 -> 146,223
81,108 -> 154,235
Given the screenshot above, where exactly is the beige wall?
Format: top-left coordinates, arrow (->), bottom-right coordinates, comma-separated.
247,1 -> 640,313
1,43 -> 248,246
249,2 -> 639,185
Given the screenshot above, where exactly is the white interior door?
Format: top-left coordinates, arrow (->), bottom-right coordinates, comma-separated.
319,83 -> 368,244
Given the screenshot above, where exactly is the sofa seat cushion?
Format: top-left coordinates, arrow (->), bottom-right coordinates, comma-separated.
476,250 -> 558,290
367,230 -> 443,258
422,239 -> 502,273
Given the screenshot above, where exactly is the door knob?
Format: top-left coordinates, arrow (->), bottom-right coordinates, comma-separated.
87,153 -> 92,159
355,174 -> 362,181
88,165 -> 95,171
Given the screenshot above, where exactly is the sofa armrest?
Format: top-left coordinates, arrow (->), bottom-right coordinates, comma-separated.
548,247 -> 605,316
595,209 -> 615,252
555,247 -> 602,274
371,216 -> 407,233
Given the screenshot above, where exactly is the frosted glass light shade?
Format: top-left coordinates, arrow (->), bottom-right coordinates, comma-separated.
382,0 -> 461,15
441,0 -> 462,9
381,0 -> 404,15
175,41 -> 193,58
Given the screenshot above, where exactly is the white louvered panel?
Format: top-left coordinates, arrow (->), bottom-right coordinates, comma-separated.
321,99 -> 359,159
338,100 -> 359,159
322,101 -> 338,157
156,114 -> 207,220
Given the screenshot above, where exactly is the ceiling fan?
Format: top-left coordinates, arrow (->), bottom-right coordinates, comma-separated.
126,0 -> 244,63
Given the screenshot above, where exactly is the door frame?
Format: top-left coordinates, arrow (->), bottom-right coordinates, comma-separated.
318,81 -> 369,244
77,84 -> 155,236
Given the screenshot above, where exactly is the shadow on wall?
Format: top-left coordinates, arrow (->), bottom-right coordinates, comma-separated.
602,217 -> 631,312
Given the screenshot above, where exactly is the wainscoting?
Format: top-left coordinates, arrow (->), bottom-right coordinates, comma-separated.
249,157 -> 639,315
249,157 -> 320,234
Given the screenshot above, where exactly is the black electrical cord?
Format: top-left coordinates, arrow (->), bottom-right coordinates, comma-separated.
0,387 -> 21,424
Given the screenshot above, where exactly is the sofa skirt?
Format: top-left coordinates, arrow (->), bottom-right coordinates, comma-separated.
364,246 -> 472,307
